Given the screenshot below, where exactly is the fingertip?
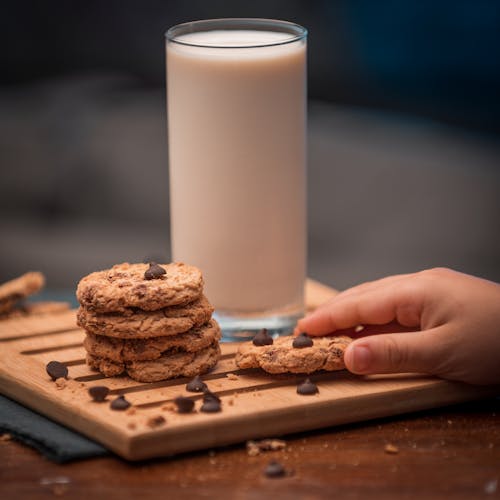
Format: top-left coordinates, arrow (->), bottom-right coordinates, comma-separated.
295,316 -> 319,336
344,342 -> 373,374
344,343 -> 354,371
294,313 -> 334,337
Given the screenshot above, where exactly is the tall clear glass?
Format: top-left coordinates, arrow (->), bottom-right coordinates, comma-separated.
166,19 -> 307,339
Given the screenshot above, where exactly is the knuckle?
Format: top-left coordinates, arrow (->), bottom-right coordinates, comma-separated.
384,336 -> 407,372
419,267 -> 453,280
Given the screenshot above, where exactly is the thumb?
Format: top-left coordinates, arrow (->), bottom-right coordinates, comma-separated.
344,328 -> 447,376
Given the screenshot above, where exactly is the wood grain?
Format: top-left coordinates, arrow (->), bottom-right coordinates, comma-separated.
0,280 -> 499,461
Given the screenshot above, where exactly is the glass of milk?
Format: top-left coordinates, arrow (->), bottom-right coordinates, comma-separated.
166,19 -> 307,339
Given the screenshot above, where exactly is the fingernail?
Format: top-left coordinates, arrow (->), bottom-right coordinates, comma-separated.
349,345 -> 372,373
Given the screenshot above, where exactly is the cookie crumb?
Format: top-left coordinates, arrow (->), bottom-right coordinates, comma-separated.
146,415 -> 166,428
161,402 -> 176,412
125,407 -> 137,416
40,477 -> 71,486
247,439 -> 286,456
226,373 -> 239,381
227,398 -> 234,406
384,443 -> 399,454
52,484 -> 68,496
484,479 -> 498,495
126,421 -> 137,430
247,442 -> 260,457
0,433 -> 12,442
40,476 -> 71,494
354,325 -> 364,333
55,378 -> 67,390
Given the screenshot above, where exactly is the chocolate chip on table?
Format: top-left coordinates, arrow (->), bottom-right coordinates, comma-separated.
296,378 -> 319,395
110,395 -> 131,411
174,396 -> 195,414
46,361 -> 68,381
292,332 -> 313,348
88,386 -> 109,402
264,460 -> 286,478
144,262 -> 166,280
186,375 -> 207,393
252,328 -> 274,346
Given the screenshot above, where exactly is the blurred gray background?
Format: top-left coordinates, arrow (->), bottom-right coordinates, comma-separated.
1,0 -> 499,292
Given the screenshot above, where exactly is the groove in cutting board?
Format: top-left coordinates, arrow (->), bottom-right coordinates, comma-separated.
21,343 -> 85,355
0,328 -> 82,342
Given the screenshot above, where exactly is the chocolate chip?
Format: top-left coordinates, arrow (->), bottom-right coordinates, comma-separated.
200,398 -> 221,413
46,361 -> 68,381
292,332 -> 313,348
200,390 -> 221,412
252,328 -> 273,346
110,395 -> 131,411
144,262 -> 166,280
174,396 -> 195,414
264,460 -> 286,478
88,386 -> 109,402
202,388 -> 221,403
186,375 -> 207,393
296,378 -> 319,395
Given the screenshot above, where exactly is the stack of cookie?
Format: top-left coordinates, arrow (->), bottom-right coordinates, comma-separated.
76,262 -> 221,382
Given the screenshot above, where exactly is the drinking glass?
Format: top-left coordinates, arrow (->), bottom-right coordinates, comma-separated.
166,19 -> 307,339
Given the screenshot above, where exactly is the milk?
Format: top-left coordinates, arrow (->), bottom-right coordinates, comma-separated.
166,27 -> 306,318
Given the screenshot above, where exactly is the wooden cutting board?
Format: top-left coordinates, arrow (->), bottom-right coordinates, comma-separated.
0,279 -> 498,461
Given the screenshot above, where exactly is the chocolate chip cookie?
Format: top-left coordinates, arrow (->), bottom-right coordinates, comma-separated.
83,319 -> 221,362
0,272 -> 45,315
87,341 -> 221,382
77,295 -> 213,338
235,335 -> 352,374
76,262 -> 203,313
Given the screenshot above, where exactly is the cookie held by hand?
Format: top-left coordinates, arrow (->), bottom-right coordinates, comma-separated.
235,334 -> 352,374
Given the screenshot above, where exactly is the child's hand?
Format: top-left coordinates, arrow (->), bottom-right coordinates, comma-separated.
296,268 -> 500,385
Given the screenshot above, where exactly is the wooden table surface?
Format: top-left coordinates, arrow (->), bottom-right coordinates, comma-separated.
1,397 -> 498,500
